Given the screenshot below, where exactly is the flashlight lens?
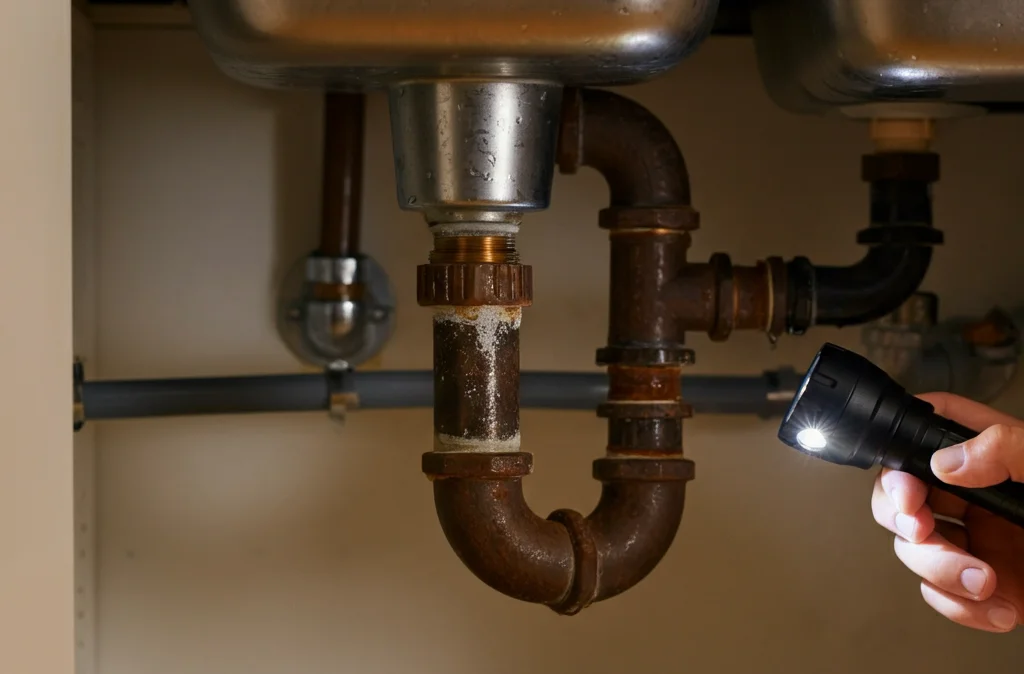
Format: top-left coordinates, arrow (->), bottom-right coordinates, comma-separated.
796,428 -> 827,451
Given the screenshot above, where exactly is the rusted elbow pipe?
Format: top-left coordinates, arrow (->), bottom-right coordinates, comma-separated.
558,87 -> 691,207
664,152 -> 943,340
785,152 -> 942,332
420,88 -> 696,615
425,452 -> 691,613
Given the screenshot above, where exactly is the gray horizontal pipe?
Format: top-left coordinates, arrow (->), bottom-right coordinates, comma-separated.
79,369 -> 802,423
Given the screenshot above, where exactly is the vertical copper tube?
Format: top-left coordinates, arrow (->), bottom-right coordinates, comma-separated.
319,92 -> 365,258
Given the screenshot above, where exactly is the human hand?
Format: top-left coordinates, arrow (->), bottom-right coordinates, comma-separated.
871,392 -> 1024,633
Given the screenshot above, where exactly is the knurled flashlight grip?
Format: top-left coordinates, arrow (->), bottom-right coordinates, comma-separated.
886,414 -> 1024,530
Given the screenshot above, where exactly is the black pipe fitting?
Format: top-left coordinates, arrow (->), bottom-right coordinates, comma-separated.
786,151 -> 943,333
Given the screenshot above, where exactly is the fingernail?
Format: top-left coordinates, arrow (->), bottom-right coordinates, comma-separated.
988,606 -> 1017,631
891,487 -> 907,513
895,513 -> 917,539
960,568 -> 987,596
932,446 -> 965,474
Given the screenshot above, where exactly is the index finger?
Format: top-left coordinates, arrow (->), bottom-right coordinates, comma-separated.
916,392 -> 1024,434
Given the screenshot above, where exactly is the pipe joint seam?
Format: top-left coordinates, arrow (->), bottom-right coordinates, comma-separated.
593,457 -> 695,482
597,401 -> 692,420
422,451 -> 533,479
598,206 -> 700,232
597,347 -> 695,367
546,509 -> 599,615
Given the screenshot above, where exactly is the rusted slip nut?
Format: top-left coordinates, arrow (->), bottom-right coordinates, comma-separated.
599,206 -> 700,232
417,263 -> 533,307
597,346 -> 695,367
546,509 -> 599,615
593,457 -> 695,482
422,451 -> 533,479
597,402 -> 692,419
862,152 -> 940,183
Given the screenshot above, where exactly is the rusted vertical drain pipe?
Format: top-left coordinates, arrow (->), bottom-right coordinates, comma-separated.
318,92 -> 365,259
421,88 -> 696,615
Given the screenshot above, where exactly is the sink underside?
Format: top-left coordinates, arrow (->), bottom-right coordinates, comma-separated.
752,0 -> 1024,114
188,0 -> 719,90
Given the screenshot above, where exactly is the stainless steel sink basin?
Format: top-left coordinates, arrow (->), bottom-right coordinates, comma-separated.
752,0 -> 1024,114
188,0 -> 719,90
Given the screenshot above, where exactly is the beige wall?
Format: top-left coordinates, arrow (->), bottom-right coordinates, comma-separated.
0,2 -> 75,674
90,28 -> 1024,674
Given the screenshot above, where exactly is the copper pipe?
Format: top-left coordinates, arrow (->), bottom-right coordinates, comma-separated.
429,235 -> 520,264
319,92 -> 365,258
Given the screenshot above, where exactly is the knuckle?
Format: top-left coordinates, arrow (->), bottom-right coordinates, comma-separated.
983,423 -> 1024,451
974,424 -> 1024,481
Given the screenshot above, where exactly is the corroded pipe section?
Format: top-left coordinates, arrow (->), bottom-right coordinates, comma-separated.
667,256 -> 788,341
662,151 -> 942,340
420,91 -> 945,616
319,92 -> 365,258
432,306 -> 522,452
558,87 -> 693,207
421,87 -> 699,616
418,222 -> 532,451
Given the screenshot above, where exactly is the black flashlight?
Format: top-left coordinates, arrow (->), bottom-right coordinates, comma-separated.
778,342 -> 1024,530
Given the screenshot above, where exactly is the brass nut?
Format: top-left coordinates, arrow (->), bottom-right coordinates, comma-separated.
417,263 -> 533,307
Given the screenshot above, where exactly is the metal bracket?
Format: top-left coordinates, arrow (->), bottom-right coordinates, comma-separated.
277,252 -> 397,370
326,367 -> 361,424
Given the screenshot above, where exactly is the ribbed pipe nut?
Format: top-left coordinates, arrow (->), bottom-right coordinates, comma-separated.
423,451 -> 533,479
418,263 -> 533,307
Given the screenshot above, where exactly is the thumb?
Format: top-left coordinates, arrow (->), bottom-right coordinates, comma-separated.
931,424 -> 1024,488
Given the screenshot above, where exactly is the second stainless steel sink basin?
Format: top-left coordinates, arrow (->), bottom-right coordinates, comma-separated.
752,0 -> 1024,114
